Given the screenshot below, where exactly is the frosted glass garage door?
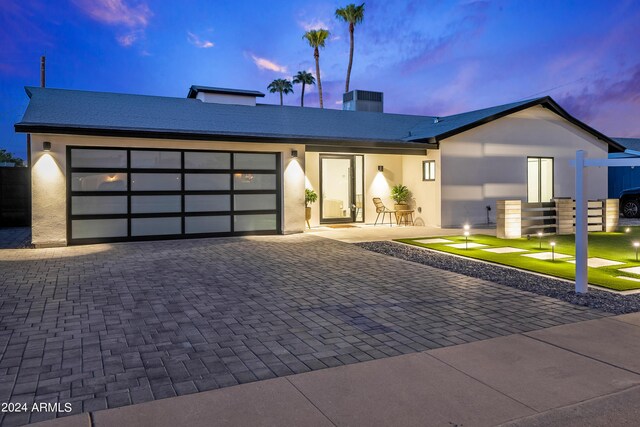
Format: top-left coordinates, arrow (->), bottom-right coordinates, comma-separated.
68,148 -> 280,243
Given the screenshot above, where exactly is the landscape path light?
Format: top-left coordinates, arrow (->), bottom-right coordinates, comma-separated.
537,231 -> 543,249
464,231 -> 470,250
550,241 -> 556,261
634,242 -> 639,262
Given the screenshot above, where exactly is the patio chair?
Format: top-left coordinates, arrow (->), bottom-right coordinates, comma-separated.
373,197 -> 396,226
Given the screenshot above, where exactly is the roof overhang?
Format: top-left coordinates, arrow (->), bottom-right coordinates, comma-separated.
407,96 -> 625,152
15,123 -> 436,152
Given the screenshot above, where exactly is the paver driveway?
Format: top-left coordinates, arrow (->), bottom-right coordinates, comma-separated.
0,234 -> 607,426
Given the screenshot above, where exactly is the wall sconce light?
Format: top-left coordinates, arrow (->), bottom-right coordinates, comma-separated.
377,165 -> 384,172
43,141 -> 51,152
291,150 -> 298,158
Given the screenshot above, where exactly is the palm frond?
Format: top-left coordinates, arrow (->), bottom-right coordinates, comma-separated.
335,3 -> 365,25
303,29 -> 330,48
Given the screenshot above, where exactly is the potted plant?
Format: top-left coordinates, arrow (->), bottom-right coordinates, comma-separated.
305,189 -> 318,229
391,184 -> 411,221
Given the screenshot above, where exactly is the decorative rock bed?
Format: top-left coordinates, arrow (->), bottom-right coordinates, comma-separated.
357,241 -> 640,314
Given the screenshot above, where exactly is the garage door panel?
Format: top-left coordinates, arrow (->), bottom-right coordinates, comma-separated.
233,173 -> 276,190
131,196 -> 182,213
234,214 -> 277,231
185,174 -> 229,191
234,194 -> 276,211
69,148 -> 280,243
72,196 -> 127,215
72,173 -> 128,192
131,173 -> 181,191
71,149 -> 127,168
131,150 -> 181,168
185,216 -> 230,234
185,195 -> 230,212
131,217 -> 182,236
72,219 -> 128,239
185,152 -> 230,169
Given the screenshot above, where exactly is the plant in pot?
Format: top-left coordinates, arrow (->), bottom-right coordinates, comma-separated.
305,189 -> 318,229
391,184 -> 411,221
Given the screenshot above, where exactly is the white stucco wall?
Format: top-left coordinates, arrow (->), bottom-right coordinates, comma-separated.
440,105 -> 610,227
29,134 -> 305,246
401,150 -> 441,227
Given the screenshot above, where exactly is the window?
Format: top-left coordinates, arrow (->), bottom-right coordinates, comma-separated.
423,160 -> 436,181
528,157 -> 554,203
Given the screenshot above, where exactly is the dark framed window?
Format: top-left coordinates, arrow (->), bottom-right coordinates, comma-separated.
423,160 -> 436,181
527,157 -> 554,203
66,146 -> 281,245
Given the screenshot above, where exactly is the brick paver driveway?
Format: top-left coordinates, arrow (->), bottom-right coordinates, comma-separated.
0,234 -> 606,425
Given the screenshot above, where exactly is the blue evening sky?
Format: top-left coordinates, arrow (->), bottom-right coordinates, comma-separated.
2,0 -> 639,160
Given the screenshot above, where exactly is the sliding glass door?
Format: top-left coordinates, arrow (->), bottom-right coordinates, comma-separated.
319,154 -> 364,223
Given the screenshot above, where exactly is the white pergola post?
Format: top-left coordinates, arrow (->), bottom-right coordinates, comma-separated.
571,152 -> 640,294
574,150 -> 588,293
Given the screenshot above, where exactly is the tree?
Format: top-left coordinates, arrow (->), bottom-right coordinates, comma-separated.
303,29 -> 330,108
292,71 -> 316,107
267,79 -> 294,106
335,3 -> 365,93
0,149 -> 25,167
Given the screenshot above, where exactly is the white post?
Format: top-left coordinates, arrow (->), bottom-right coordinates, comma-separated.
575,150 -> 588,293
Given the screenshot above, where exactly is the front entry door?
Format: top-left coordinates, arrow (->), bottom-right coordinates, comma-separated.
320,155 -> 363,223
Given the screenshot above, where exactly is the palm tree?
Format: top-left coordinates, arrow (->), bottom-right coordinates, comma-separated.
267,78 -> 294,106
292,71 -> 316,107
335,3 -> 365,93
303,29 -> 330,108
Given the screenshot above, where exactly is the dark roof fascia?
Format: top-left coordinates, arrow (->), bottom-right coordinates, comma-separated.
187,86 -> 266,99
306,145 -> 433,156
15,123 -> 434,150
408,96 -> 625,152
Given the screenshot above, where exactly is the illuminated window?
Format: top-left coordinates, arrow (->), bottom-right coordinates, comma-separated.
527,157 -> 554,202
423,160 -> 436,181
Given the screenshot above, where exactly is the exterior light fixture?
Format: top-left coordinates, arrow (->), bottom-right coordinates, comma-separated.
626,228 -> 631,233
377,165 -> 384,172
463,224 -> 470,231
43,141 -> 51,151
291,150 -> 298,158
634,242 -> 639,261
550,241 -> 556,261
537,231 -> 543,249
464,231 -> 470,250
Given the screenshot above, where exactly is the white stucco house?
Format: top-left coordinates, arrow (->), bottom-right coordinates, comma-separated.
15,85 -> 623,246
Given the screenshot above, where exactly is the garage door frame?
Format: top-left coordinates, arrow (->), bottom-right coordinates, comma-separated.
66,146 -> 282,245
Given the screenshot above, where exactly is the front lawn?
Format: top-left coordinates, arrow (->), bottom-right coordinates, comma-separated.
397,229 -> 640,291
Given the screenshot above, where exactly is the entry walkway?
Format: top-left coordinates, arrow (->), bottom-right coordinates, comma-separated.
33,313 -> 640,426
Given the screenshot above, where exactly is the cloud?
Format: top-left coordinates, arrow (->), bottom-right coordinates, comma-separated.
298,18 -> 331,31
250,54 -> 287,73
187,31 -> 214,48
73,0 -> 151,27
558,64 -> 640,122
73,0 -> 151,47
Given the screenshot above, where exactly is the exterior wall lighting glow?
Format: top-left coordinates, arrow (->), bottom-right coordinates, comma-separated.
537,231 -> 543,249
634,242 -> 639,261
43,141 -> 51,151
464,231 -> 470,250
291,150 -> 298,158
463,224 -> 470,231
550,241 -> 556,261
626,228 -> 631,233
377,165 -> 384,172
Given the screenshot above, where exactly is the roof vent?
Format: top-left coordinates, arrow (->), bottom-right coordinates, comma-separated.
187,86 -> 265,106
433,117 -> 440,124
342,90 -> 383,112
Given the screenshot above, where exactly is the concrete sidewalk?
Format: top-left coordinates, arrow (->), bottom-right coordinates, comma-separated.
32,313 -> 640,427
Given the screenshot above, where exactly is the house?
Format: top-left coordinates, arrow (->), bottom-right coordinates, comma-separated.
608,138 -> 640,200
15,86 -> 623,247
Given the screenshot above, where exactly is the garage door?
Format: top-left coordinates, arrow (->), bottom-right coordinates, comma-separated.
67,147 -> 281,244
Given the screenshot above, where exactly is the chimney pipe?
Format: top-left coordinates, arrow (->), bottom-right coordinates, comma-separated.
40,56 -> 45,88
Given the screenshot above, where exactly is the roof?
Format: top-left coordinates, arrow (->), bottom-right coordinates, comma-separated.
613,138 -> 640,152
187,86 -> 265,99
14,87 -> 623,152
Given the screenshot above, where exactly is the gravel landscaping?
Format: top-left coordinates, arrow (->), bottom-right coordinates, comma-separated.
357,241 -> 640,314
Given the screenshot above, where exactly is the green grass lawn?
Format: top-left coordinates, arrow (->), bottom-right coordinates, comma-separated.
396,229 -> 640,291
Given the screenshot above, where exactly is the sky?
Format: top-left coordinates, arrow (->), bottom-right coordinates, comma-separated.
1,0 -> 640,160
